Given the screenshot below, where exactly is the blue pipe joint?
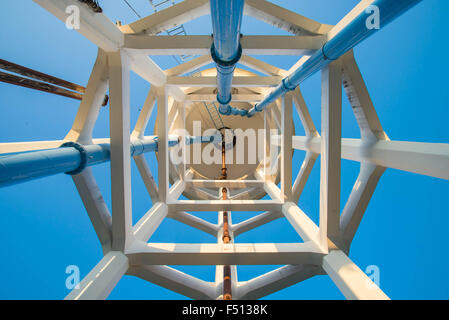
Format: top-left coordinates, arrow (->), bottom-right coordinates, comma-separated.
211,42 -> 242,68
59,142 -> 87,175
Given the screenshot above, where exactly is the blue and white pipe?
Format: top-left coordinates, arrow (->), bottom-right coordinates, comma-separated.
210,0 -> 245,115
223,0 -> 421,117
0,135 -> 181,188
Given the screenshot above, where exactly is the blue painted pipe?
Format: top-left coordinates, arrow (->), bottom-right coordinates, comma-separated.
0,136 -> 180,188
210,0 -> 245,115
185,135 -> 215,145
222,0 -> 421,117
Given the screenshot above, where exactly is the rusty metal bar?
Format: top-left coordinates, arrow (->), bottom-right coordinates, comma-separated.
0,59 -> 85,93
0,71 -> 84,101
219,132 -> 232,300
0,59 -> 108,106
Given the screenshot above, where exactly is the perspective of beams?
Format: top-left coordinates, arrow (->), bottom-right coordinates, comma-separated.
1,0 -> 444,301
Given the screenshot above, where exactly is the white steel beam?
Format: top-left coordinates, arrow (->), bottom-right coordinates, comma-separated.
292,87 -> 318,137
119,0 -> 210,35
292,152 -> 318,204
319,61 -> 342,248
124,35 -> 324,56
290,137 -> 449,181
124,52 -> 185,101
72,168 -> 112,254
65,49 -> 109,144
232,211 -> 283,238
167,211 -> 219,237
128,265 -> 216,300
185,94 -> 263,102
127,241 -> 324,266
243,0 -> 333,36
133,202 -> 168,242
282,202 -> 320,246
185,180 -> 264,189
166,76 -> 282,88
340,164 -> 386,250
108,51 -> 134,251
33,0 -> 124,52
65,251 -> 128,300
167,200 -> 283,212
131,87 -> 157,139
165,55 -> 212,77
341,51 -> 388,141
156,87 -> 169,202
281,93 -> 293,201
323,250 -> 389,300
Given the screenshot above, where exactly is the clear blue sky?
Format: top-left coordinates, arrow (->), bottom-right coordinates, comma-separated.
0,0 -> 448,300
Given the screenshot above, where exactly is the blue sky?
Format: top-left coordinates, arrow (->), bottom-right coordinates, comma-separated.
0,0 -> 448,300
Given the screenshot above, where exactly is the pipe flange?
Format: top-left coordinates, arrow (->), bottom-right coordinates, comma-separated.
281,78 -> 296,91
321,42 -> 337,61
210,43 -> 243,67
60,142 -> 88,175
217,94 -> 232,106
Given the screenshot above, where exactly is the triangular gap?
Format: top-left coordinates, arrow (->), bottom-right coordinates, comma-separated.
235,215 -> 303,244
340,159 -> 362,222
250,55 -> 303,72
89,161 -> 112,216
241,14 -> 292,36
168,265 -> 216,282
108,276 -> 189,300
149,216 -> 217,244
236,63 -> 269,77
292,98 -> 307,183
188,211 -> 218,225
130,158 -> 153,225
297,153 -> 320,227
237,265 -> 285,282
129,70 -> 152,136
231,211 -> 268,225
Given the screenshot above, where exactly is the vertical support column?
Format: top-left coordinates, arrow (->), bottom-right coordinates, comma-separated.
156,87 -> 169,202
108,51 -> 134,251
319,60 -> 342,249
281,92 -> 293,201
65,49 -> 109,144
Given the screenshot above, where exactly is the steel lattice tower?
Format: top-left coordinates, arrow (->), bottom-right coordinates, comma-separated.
1,0 -> 445,300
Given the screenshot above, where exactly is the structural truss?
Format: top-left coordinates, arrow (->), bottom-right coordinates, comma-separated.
1,0 -> 447,300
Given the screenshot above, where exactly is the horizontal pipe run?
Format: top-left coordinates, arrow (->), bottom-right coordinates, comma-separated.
0,136 -> 180,188
185,135 -> 215,145
223,0 -> 422,117
210,0 -> 245,115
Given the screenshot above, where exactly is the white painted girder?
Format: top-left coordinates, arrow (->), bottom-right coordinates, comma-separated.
126,241 -> 324,266
65,251 -> 128,300
65,49 -> 109,144
108,51 -> 134,251
290,136 -> 449,181
123,35 -> 324,56
72,168 -> 112,254
244,0 -> 333,36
